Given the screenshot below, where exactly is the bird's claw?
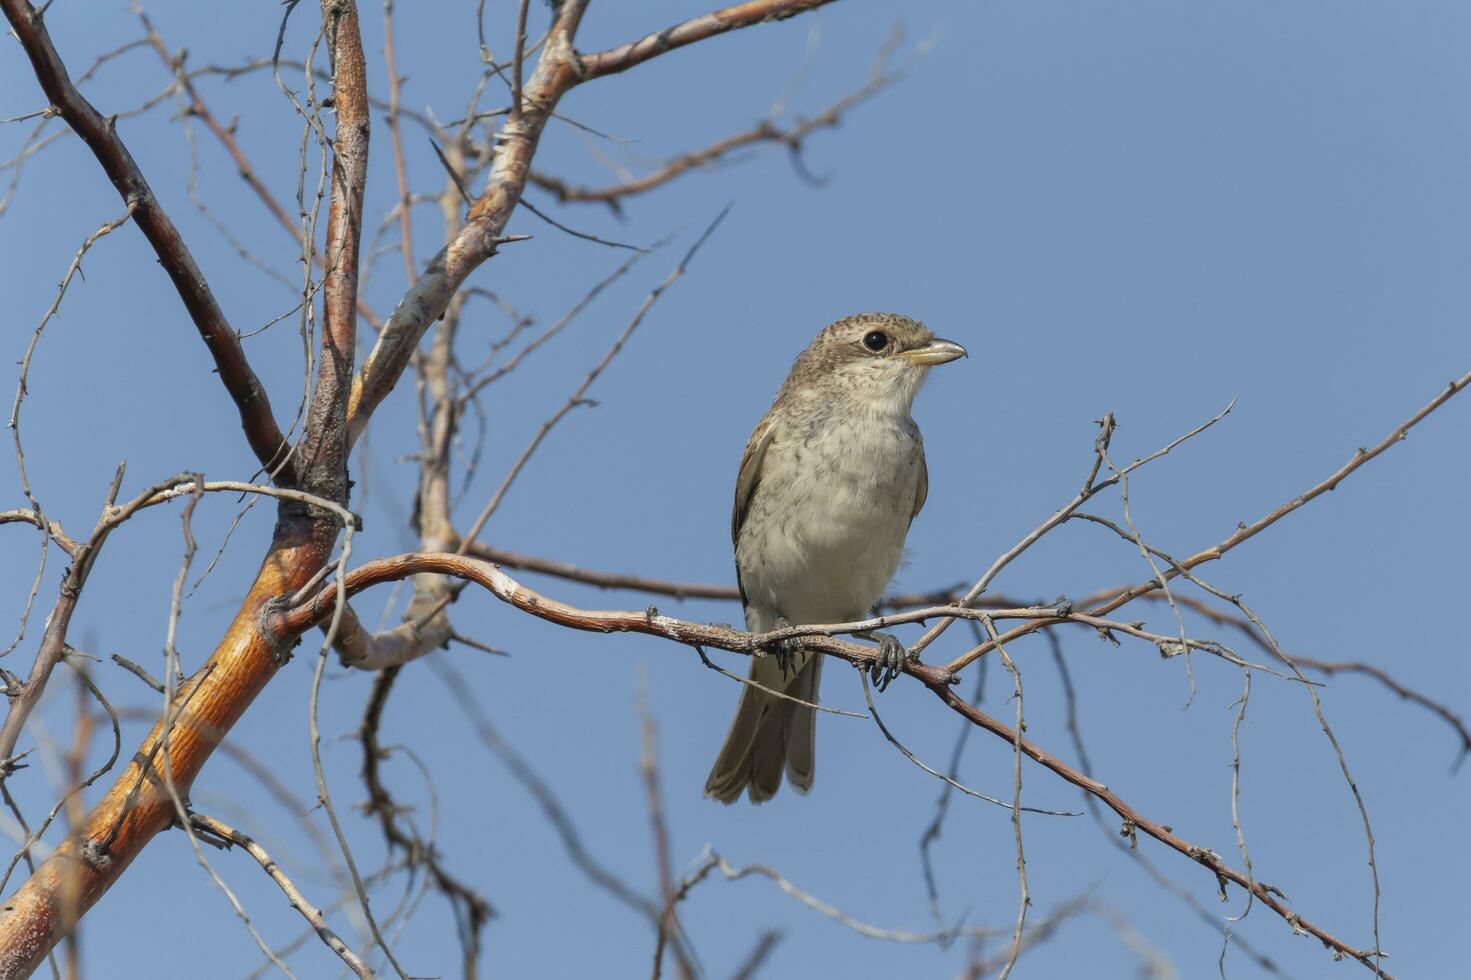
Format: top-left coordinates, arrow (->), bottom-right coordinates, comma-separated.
762,617 -> 803,680
866,631 -> 911,692
772,636 -> 804,679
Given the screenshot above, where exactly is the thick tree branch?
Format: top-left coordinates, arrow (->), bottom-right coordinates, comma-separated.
1,0 -> 295,481
463,542 -> 989,609
0,514 -> 338,977
297,0 -> 369,503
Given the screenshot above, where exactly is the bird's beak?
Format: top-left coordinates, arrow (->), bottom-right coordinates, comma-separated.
894,338 -> 968,366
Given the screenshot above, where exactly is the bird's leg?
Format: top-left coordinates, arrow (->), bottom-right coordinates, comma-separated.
766,616 -> 803,680
856,629 -> 911,692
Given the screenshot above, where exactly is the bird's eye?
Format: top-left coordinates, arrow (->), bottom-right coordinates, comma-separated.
862,330 -> 888,352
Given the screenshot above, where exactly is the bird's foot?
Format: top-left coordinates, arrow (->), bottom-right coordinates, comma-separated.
763,617 -> 803,680
858,630 -> 912,692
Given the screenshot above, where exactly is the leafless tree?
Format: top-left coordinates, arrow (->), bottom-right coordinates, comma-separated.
0,2 -> 1465,978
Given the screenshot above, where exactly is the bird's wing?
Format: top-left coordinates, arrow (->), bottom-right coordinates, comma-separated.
732,416 -> 776,609
732,415 -> 777,545
912,441 -> 928,524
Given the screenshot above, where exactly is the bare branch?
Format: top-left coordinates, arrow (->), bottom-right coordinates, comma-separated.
0,510 -> 78,558
581,1 -> 841,80
933,684 -> 1387,975
297,0 -> 370,504
949,369 -> 1471,672
2,0 -> 295,479
346,1 -> 594,441
461,541 -> 969,610
266,552 -> 1389,973
347,0 -> 838,443
381,0 -> 415,286
456,208 -> 726,554
534,29 -> 902,207
914,402 -> 1233,662
359,667 -> 492,977
188,812 -> 373,978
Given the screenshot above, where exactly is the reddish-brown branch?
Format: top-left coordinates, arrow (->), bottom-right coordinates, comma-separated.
266,551 -> 1386,975
269,551 -> 931,674
136,8 -> 296,247
298,0 -> 369,502
0,518 -> 336,978
462,541 -> 972,609
1,0 -> 294,481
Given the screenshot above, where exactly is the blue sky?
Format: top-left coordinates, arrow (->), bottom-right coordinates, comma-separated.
2,1 -> 1468,977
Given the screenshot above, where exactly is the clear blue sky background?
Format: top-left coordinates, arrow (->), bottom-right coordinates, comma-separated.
2,1 -> 1468,977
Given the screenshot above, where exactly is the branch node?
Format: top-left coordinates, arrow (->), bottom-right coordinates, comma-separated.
0,670 -> 24,700
257,595 -> 299,665
78,837 -> 113,871
0,750 -> 33,779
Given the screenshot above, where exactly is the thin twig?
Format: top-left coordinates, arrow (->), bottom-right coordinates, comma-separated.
189,812 -> 374,978
950,371 -> 1471,671
456,207 -> 728,554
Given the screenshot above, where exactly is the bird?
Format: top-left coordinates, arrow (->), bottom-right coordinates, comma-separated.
704,313 -> 967,804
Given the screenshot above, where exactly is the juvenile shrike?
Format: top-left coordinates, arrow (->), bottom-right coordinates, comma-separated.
704,313 -> 966,804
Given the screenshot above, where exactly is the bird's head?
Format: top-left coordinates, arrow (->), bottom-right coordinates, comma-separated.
785,312 -> 967,415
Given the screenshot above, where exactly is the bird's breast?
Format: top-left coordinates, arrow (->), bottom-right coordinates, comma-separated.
736,413 -> 922,623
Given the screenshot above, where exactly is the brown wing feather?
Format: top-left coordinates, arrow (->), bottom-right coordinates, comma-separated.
732,417 -> 776,544
912,441 -> 928,524
731,417 -> 777,607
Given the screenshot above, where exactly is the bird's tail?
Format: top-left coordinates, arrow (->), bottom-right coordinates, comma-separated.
703,651 -> 823,804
